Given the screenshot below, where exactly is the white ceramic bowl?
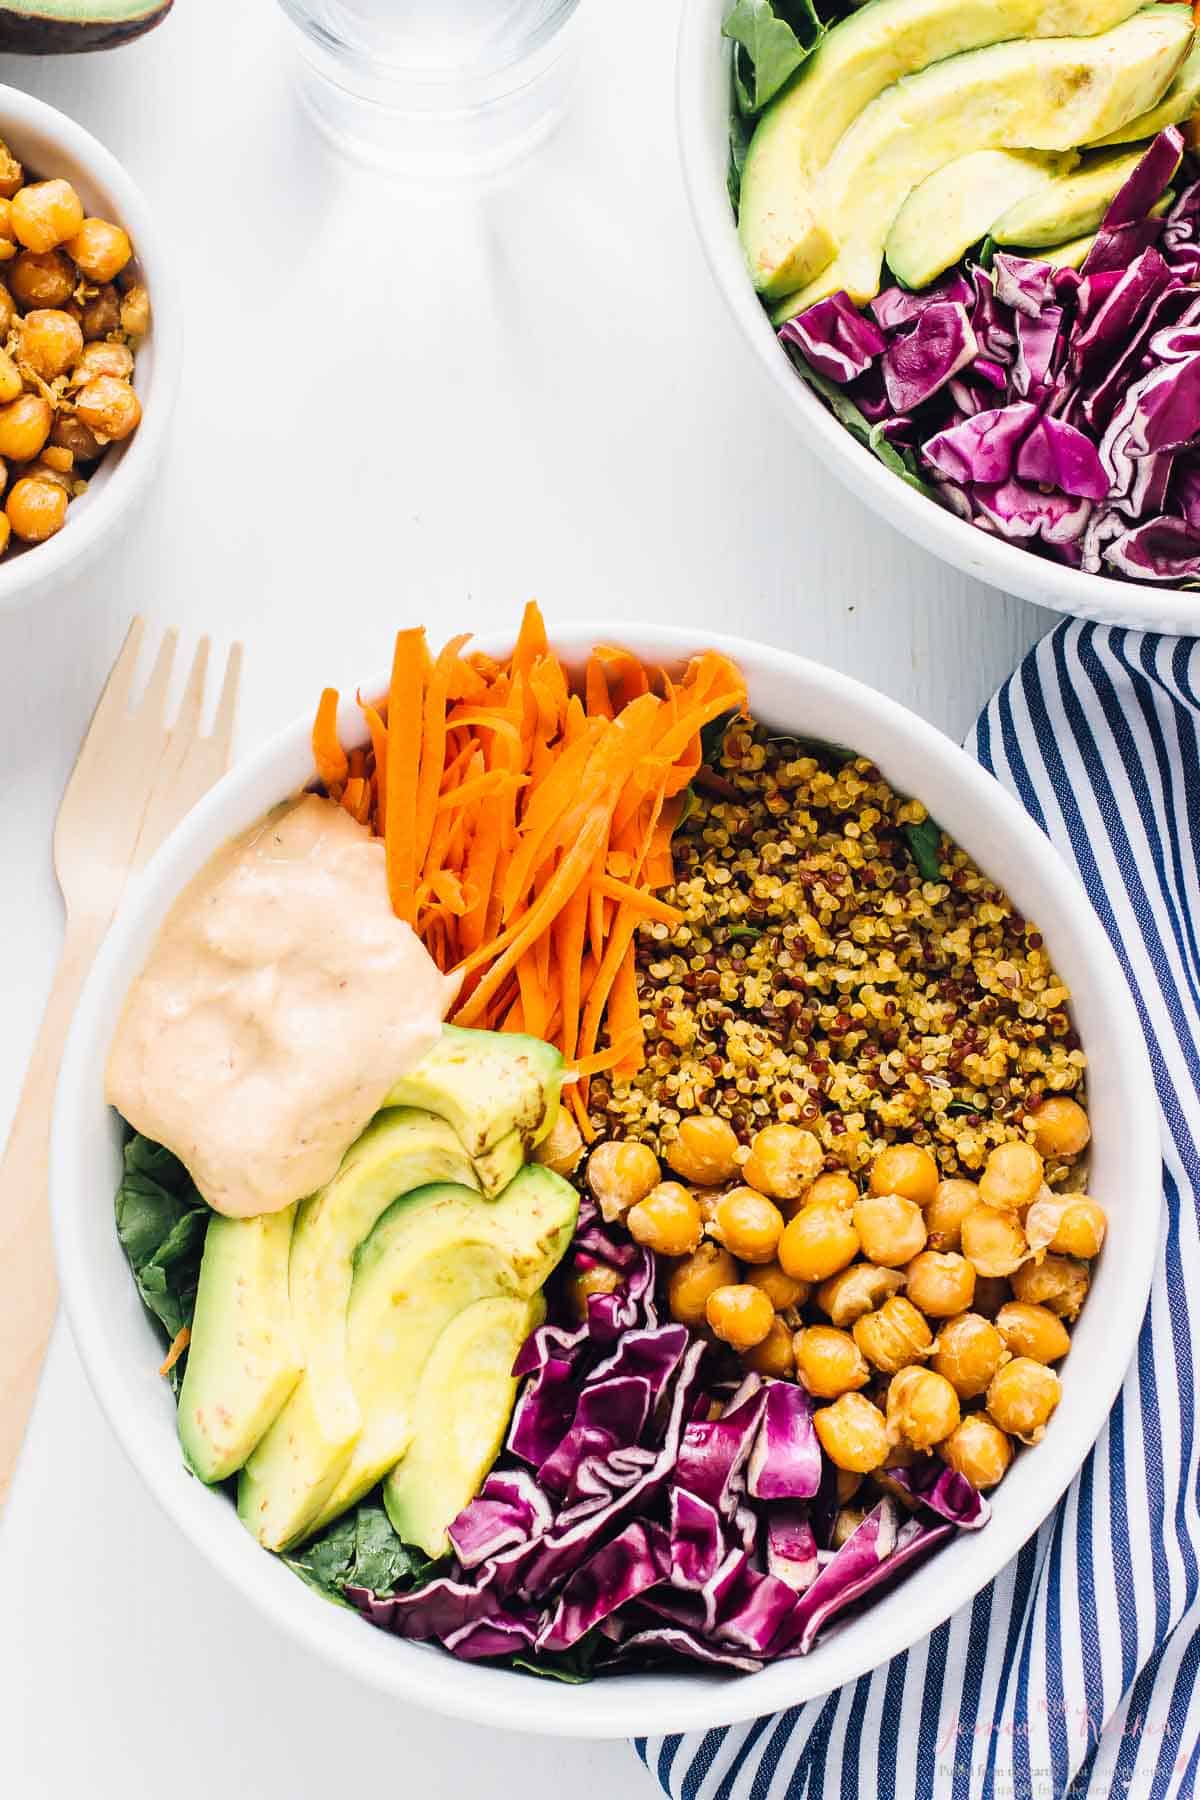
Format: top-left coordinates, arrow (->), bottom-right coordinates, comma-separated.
51,624 -> 1159,1736
0,85 -> 179,611
677,0 -> 1200,634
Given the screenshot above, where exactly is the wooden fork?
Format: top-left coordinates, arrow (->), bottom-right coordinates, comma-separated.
0,619 -> 243,1512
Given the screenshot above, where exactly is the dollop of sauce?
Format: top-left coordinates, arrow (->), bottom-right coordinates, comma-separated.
106,793 -> 457,1217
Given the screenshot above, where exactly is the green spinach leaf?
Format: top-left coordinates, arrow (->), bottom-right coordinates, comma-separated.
723,0 -> 824,115
114,1133 -> 209,1390
786,354 -> 940,503
510,1633 -> 602,1684
903,817 -> 945,883
283,1500 -> 435,1606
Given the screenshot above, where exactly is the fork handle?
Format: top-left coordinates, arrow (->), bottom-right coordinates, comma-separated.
0,909 -> 112,1512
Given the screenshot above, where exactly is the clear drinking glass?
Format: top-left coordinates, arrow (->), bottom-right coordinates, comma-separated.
276,0 -> 584,176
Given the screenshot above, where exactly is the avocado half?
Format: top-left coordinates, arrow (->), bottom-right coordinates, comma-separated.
0,0 -> 172,53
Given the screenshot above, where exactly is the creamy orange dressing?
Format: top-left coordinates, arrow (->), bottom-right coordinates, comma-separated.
106,793 -> 458,1217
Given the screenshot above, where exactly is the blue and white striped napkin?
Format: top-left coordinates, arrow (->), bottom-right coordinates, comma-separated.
636,620 -> 1199,1800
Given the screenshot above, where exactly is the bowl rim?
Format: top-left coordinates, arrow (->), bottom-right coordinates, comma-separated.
0,83 -> 181,613
50,621 -> 1162,1736
674,0 -> 1200,633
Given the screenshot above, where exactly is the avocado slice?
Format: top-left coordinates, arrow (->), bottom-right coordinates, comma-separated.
886,150 -> 1078,290
739,0 -> 1149,301
772,9 -> 1194,320
237,1110 -> 480,1550
306,1167 -> 577,1534
1006,185 -> 1174,269
0,0 -> 171,51
385,1024 -> 563,1186
178,1206 -> 302,1485
383,1293 -> 545,1558
1089,36 -> 1200,144
992,144 -> 1179,248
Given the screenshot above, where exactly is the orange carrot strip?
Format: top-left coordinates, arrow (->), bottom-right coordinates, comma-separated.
511,599 -> 549,684
358,695 -> 389,836
348,745 -> 366,781
606,953 -> 644,1079
312,688 -> 348,797
516,950 -> 548,1039
585,656 -> 613,720
414,632 -> 472,874
567,1031 -> 642,1079
555,883 -> 589,1066
595,874 -> 683,924
577,906 -> 639,1065
159,1325 -> 191,1378
443,707 -> 523,745
434,770 -> 528,812
385,628 -> 427,924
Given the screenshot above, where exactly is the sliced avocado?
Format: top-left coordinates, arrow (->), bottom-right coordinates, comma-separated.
1089,36 -> 1200,144
308,1167 -> 577,1533
0,0 -> 171,51
739,0 -> 1149,300
385,1024 -> 564,1180
772,9 -> 1194,320
472,1124 -> 526,1199
886,150 -> 1078,290
384,1293 -> 545,1558
992,144 -> 1179,248
1007,185 -> 1175,270
178,1206 -> 301,1485
237,1110 -> 479,1550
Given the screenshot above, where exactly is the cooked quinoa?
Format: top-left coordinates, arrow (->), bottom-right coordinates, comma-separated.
591,719 -> 1086,1183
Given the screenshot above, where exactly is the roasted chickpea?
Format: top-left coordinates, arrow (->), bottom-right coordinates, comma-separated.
885,1365 -> 960,1451
21,459 -> 71,494
73,374 -> 141,442
65,217 -> 133,284
0,139 -> 23,201
532,1109 -> 583,1176
813,1391 -> 889,1473
743,1260 -> 809,1311
806,1171 -> 858,1211
925,1179 -> 980,1252
905,1250 -> 976,1318
706,1282 -> 775,1352
586,1139 -> 660,1221
70,339 -> 134,384
667,1241 -> 739,1329
0,393 -> 50,461
816,1260 -> 905,1328
0,348 -> 20,405
994,1301 -> 1071,1364
778,1198 -> 860,1283
0,283 -> 15,338
566,1262 -> 620,1323
18,308 -> 83,381
627,1182 -> 703,1257
6,476 -> 67,543
1030,1095 -> 1091,1160
742,1315 -> 795,1379
971,1274 -> 1011,1318
50,410 -> 101,463
742,1123 -> 823,1200
853,1193 -> 926,1267
1010,1253 -> 1089,1321
0,509 -> 11,555
1049,1198 -> 1107,1260
11,179 -> 83,253
870,1142 -> 939,1207
9,249 -> 74,309
665,1114 -> 740,1187
39,444 -> 72,475
0,199 -> 15,259
940,1413 -> 1013,1489
960,1203 -> 1029,1278
852,1294 -> 932,1373
794,1324 -> 870,1400
119,281 -> 150,337
932,1311 -> 1007,1399
79,283 -> 121,340
712,1186 -> 784,1264
979,1140 -> 1045,1213
986,1357 -> 1062,1444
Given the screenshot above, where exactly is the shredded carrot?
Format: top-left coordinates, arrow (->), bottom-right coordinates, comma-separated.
159,1325 -> 190,1378
312,688 -> 348,797
310,604 -> 747,1087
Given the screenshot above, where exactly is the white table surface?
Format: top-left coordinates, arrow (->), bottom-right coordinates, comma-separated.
0,1 -> 1054,1793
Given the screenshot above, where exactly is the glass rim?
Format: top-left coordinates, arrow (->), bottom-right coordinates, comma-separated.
275,0 -> 582,87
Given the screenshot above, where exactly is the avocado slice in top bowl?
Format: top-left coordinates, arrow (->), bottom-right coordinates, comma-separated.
0,0 -> 172,51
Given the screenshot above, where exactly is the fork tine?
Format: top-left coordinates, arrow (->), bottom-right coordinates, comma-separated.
172,635 -> 210,735
138,625 -> 179,725
211,639 -> 243,765
91,616 -> 146,723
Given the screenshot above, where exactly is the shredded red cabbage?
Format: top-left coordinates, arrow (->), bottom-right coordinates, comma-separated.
783,129 -> 1200,584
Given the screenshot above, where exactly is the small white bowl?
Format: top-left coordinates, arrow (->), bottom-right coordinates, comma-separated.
676,0 -> 1200,633
51,624 -> 1159,1736
0,85 -> 179,611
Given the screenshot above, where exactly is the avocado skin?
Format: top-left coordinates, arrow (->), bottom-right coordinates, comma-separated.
0,2 -> 172,52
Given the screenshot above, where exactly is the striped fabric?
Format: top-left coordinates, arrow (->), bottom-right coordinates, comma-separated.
636,620 -> 1200,1800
